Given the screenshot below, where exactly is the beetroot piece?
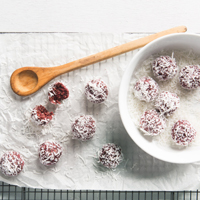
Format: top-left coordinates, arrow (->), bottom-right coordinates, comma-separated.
71,115 -> 96,141
39,141 -> 62,166
98,143 -> 123,169
155,91 -> 180,117
85,79 -> 108,104
48,82 -> 69,104
179,65 -> 200,90
31,105 -> 54,126
0,151 -> 24,176
140,110 -> 166,136
152,56 -> 178,81
134,76 -> 159,102
171,120 -> 196,146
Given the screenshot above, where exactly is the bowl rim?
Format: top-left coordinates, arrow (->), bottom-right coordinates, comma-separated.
118,32 -> 200,164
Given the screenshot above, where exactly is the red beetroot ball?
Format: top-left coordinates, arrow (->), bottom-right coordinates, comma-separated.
171,120 -> 196,146
0,151 -> 24,176
48,82 -> 69,104
31,105 -> 54,126
39,141 -> 62,166
134,77 -> 159,102
85,79 -> 108,104
155,91 -> 180,116
71,115 -> 96,141
152,56 -> 178,81
98,143 -> 123,169
140,110 -> 166,136
179,65 -> 200,90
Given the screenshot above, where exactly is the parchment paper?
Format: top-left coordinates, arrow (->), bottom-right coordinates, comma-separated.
0,33 -> 200,190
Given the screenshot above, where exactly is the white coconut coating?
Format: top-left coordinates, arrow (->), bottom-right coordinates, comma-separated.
179,65 -> 200,90
0,151 -> 24,176
71,115 -> 96,141
134,77 -> 159,102
39,141 -> 62,166
171,120 -> 196,146
152,56 -> 178,81
98,143 -> 123,169
140,110 -> 166,136
85,79 -> 108,104
155,91 -> 180,116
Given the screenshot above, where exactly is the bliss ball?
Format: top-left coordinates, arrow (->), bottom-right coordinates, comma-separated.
71,115 -> 96,141
140,110 -> 166,136
98,143 -> 123,169
179,65 -> 200,90
85,79 -> 108,104
48,82 -> 69,104
31,105 -> 54,126
155,91 -> 180,116
0,151 -> 24,176
171,120 -> 196,146
152,56 -> 178,81
134,76 -> 159,102
39,141 -> 62,166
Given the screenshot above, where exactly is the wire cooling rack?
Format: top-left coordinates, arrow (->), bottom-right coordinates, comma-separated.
0,182 -> 199,200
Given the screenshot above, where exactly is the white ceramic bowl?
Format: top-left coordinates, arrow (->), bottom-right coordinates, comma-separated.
119,33 -> 200,164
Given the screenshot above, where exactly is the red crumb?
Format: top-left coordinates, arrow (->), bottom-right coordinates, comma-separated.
31,105 -> 54,126
48,82 -> 69,104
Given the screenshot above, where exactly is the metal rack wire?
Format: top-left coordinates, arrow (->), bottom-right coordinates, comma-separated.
0,182 -> 198,200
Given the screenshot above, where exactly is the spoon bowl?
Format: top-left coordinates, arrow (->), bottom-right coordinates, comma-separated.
10,26 -> 187,96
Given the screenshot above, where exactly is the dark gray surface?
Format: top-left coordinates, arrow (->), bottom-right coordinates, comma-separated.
0,182 -> 199,200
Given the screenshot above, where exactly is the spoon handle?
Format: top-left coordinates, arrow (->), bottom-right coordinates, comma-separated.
51,26 -> 187,77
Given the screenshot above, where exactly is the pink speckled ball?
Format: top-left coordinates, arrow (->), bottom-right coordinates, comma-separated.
171,120 -> 196,146
0,151 -> 24,176
134,77 -> 159,102
39,141 -> 62,166
152,56 -> 178,81
179,65 -> 200,90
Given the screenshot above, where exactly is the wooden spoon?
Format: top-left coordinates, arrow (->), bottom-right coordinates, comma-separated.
10,26 -> 187,96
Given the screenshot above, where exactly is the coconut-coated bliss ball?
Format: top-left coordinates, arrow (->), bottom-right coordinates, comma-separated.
98,143 -> 123,169
155,91 -> 180,116
71,115 -> 96,141
0,151 -> 24,176
152,56 -> 178,81
134,76 -> 159,102
140,110 -> 166,136
39,141 -> 62,166
179,65 -> 200,90
31,105 -> 54,126
48,82 -> 69,104
85,78 -> 108,104
171,120 -> 196,146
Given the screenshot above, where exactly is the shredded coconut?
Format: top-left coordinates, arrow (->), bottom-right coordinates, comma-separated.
128,50 -> 200,147
0,151 -> 24,176
85,78 -> 108,104
98,143 -> 123,169
134,77 -> 159,102
39,141 -> 62,166
71,115 -> 96,141
140,110 -> 166,136
171,120 -> 196,146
